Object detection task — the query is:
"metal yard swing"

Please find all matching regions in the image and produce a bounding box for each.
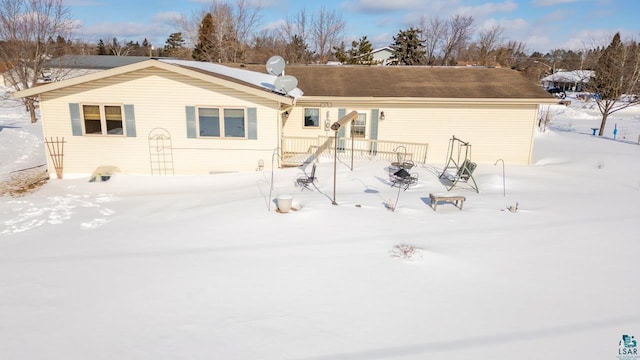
[439,135,479,193]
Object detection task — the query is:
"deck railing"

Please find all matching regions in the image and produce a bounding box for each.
[281,135,428,166]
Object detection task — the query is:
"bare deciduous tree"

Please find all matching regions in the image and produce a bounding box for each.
[442,15,474,65]
[106,37,132,56]
[494,40,527,68]
[310,6,345,63]
[587,33,640,136]
[0,0,75,122]
[417,15,445,65]
[178,0,262,63]
[246,29,286,63]
[477,25,503,66]
[280,9,309,45]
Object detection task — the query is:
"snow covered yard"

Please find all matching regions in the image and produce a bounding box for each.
[1,88,639,359]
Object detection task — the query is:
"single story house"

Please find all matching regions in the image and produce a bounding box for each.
[541,70,594,92]
[14,59,557,177]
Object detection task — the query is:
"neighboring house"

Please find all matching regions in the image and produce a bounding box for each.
[541,70,594,92]
[370,47,394,65]
[14,59,556,177]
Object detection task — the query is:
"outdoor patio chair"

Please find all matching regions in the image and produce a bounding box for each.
[296,163,317,190]
[388,168,418,190]
[444,159,478,192]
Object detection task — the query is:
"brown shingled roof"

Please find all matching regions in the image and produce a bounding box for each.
[234,64,553,99]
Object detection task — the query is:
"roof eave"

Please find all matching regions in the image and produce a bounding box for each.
[13,59,295,105]
[297,96,560,105]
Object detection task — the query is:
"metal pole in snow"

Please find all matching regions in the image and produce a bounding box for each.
[494,159,505,197]
[332,131,338,205]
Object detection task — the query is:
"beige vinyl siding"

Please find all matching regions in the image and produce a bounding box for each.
[282,106,335,137]
[375,104,538,165]
[286,101,538,165]
[39,67,280,175]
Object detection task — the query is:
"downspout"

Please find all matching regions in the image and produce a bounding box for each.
[528,103,540,165]
[279,100,295,168]
[277,101,282,168]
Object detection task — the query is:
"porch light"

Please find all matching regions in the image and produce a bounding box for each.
[380,111,385,120]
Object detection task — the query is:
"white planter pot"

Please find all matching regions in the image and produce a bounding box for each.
[276,195,293,213]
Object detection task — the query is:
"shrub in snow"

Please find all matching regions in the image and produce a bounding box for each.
[391,244,422,259]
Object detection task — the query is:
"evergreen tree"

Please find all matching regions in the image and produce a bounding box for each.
[96,39,106,55]
[142,38,152,56]
[332,36,374,65]
[163,32,186,58]
[354,36,373,65]
[285,34,311,64]
[192,13,215,61]
[390,28,426,65]
[332,41,348,63]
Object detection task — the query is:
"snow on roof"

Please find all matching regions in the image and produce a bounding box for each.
[541,70,594,83]
[371,46,393,53]
[159,59,303,99]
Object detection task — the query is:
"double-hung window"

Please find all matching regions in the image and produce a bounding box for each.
[82,104,124,135]
[304,108,320,128]
[198,107,246,138]
[351,112,366,138]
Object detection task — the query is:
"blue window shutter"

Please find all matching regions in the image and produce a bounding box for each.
[124,104,136,137]
[185,106,196,138]
[370,109,379,155]
[69,103,82,136]
[247,107,257,140]
[337,108,346,138]
[370,109,379,140]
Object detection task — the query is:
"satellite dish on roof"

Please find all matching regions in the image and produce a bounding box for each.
[274,75,298,94]
[266,55,286,76]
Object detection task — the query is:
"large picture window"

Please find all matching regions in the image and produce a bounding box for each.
[82,104,124,135]
[304,108,320,127]
[198,107,246,138]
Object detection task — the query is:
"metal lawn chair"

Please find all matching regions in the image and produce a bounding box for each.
[296,163,317,190]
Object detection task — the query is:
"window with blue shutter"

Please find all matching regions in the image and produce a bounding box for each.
[247,107,257,140]
[370,109,379,154]
[69,103,82,136]
[124,104,136,137]
[185,106,196,138]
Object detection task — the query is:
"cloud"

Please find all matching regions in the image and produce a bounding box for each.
[64,0,104,5]
[457,1,518,18]
[188,0,277,7]
[261,19,286,31]
[152,11,181,23]
[560,28,617,50]
[532,0,579,6]
[341,0,442,14]
[537,9,569,23]
[78,21,174,45]
[499,17,530,32]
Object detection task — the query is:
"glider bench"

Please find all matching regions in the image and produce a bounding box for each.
[429,193,466,211]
